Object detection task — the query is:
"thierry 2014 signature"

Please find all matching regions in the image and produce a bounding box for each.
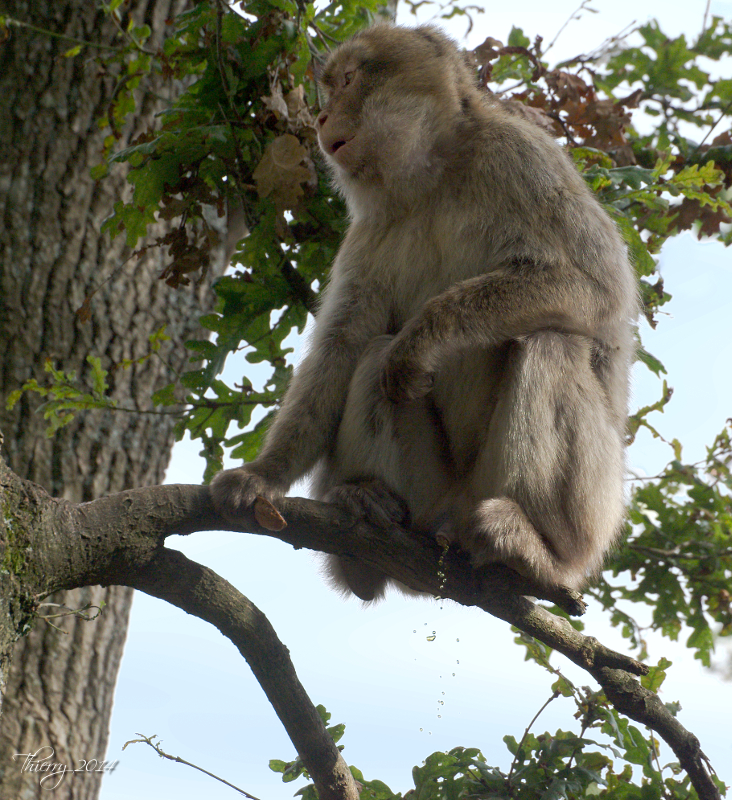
[13,746,119,790]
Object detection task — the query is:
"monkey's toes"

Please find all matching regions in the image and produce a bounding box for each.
[325,479,410,530]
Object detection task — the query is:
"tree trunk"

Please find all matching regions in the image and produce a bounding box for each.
[0,2,222,798]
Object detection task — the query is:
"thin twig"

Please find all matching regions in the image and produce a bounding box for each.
[556,20,638,70]
[2,15,119,52]
[691,96,732,154]
[309,20,340,47]
[507,691,561,784]
[124,734,261,800]
[701,0,712,36]
[543,0,593,57]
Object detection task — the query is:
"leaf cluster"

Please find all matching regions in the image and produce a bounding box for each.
[5,356,116,435]
[592,421,732,666]
[93,0,386,479]
[272,664,727,799]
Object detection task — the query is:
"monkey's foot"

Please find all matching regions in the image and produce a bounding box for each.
[324,479,410,530]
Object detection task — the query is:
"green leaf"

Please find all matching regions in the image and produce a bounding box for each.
[87,356,109,398]
[90,162,109,180]
[152,383,177,407]
[641,657,671,692]
[507,26,530,48]
[610,210,657,277]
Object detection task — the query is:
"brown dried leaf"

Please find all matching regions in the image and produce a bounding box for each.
[586,100,631,144]
[699,207,731,237]
[473,36,503,66]
[672,196,732,238]
[565,97,635,163]
[284,85,314,128]
[159,196,190,221]
[621,88,643,110]
[263,85,289,120]
[546,70,590,103]
[252,134,313,210]
[76,295,92,323]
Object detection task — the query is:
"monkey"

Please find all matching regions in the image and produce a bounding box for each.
[211,24,638,602]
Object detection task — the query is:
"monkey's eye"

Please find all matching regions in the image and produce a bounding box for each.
[343,70,354,87]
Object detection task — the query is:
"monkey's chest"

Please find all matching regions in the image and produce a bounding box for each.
[374,230,487,322]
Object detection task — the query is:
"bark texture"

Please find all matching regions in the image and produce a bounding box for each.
[0,2,222,798]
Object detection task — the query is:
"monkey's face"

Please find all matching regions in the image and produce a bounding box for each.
[316,25,467,193]
[316,51,372,176]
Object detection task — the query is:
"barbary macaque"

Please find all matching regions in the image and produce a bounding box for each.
[211,24,637,602]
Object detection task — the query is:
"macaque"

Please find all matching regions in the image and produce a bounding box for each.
[211,24,637,602]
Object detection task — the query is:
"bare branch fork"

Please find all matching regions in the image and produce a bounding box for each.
[0,463,720,800]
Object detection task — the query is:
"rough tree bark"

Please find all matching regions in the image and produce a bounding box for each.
[0,2,225,798]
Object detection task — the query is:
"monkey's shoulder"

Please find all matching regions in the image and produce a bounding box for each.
[460,101,591,203]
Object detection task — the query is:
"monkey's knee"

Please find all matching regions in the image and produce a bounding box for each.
[324,554,389,602]
[333,339,403,481]
[351,334,394,377]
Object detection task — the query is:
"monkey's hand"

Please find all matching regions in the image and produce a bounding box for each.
[210,466,287,524]
[380,337,434,403]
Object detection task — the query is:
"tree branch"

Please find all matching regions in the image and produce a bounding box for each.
[0,467,357,800]
[1,466,721,800]
[116,548,358,800]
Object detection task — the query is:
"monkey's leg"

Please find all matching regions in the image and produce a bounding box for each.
[458,496,562,586]
[317,335,454,601]
[459,331,625,590]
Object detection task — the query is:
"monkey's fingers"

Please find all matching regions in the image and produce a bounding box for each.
[210,467,284,521]
[254,496,287,531]
[380,360,435,403]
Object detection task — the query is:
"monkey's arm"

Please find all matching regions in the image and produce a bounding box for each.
[381,266,612,403]
[212,271,389,519]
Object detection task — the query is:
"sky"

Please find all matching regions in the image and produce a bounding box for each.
[99,2,732,798]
